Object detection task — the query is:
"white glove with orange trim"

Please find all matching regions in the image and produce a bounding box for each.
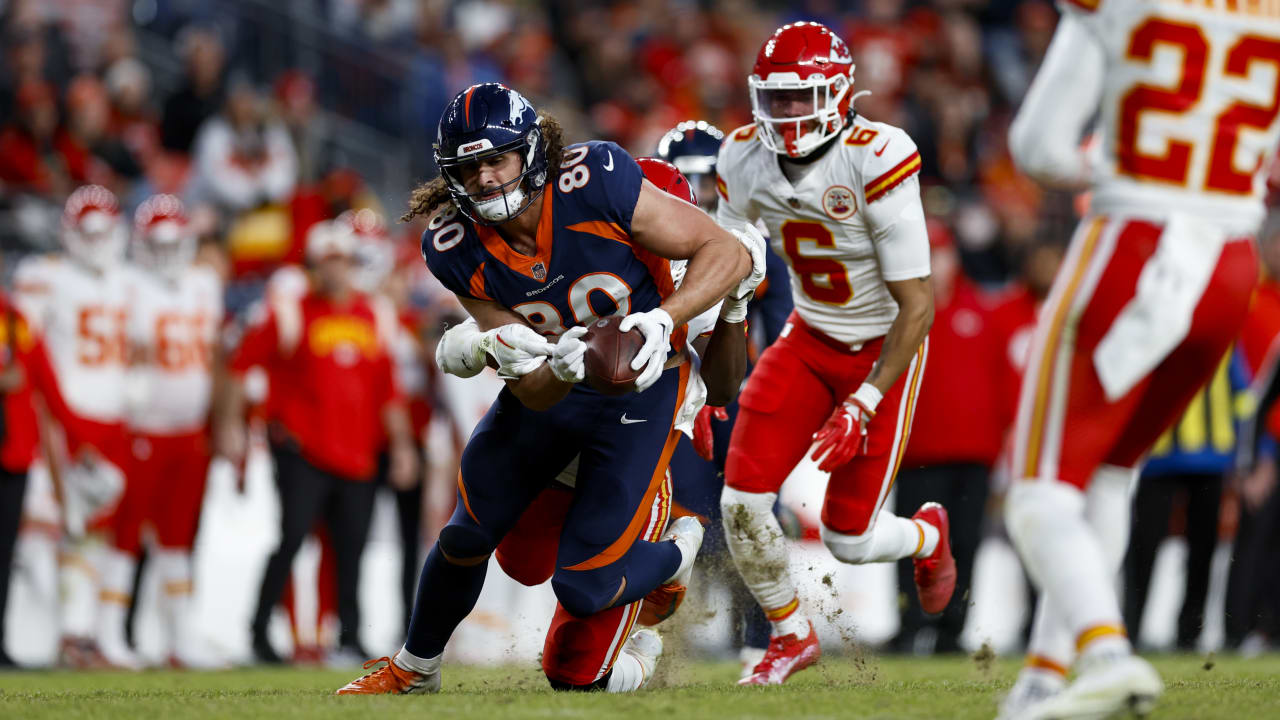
[810,383,883,473]
[481,323,554,380]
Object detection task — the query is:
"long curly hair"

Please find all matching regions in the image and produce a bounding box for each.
[402,114,568,222]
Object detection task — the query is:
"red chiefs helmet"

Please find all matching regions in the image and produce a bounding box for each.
[637,157,696,206]
[62,185,127,271]
[750,22,857,158]
[133,194,196,278]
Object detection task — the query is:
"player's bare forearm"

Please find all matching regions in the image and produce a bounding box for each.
[630,181,751,326]
[507,364,572,411]
[865,276,933,395]
[665,233,750,327]
[699,319,748,407]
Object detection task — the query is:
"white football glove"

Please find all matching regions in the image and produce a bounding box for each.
[550,325,588,383]
[435,318,488,378]
[721,223,768,324]
[482,323,554,380]
[619,307,674,392]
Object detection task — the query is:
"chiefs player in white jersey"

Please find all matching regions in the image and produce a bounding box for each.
[714,21,955,686]
[93,195,224,669]
[1000,1,1280,717]
[12,185,136,667]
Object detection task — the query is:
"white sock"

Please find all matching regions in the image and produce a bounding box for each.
[605,652,647,693]
[96,548,136,649]
[395,646,441,675]
[153,548,194,656]
[58,539,103,638]
[1006,480,1131,658]
[1024,595,1074,676]
[720,487,808,637]
[820,510,937,564]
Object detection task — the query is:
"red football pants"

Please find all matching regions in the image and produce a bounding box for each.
[725,312,927,535]
[1010,216,1258,488]
[69,417,132,536]
[114,430,211,554]
[495,474,673,686]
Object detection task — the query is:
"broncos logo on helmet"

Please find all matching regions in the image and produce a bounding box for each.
[434,83,550,226]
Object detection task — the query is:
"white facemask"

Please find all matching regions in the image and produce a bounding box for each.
[474,184,526,223]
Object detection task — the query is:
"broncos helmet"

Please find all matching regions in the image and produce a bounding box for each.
[435,83,549,226]
[655,120,724,212]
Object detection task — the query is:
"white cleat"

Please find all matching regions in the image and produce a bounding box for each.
[1011,655,1163,720]
[663,516,705,588]
[97,639,144,670]
[639,516,705,626]
[621,629,664,690]
[997,669,1067,720]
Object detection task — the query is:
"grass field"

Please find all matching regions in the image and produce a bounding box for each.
[2,652,1277,719]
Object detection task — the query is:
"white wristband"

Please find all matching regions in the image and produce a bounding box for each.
[849,383,883,414]
[719,295,749,324]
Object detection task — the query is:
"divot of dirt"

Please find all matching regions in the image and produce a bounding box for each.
[971,641,996,675]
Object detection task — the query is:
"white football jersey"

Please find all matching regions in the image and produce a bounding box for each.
[1015,0,1280,234]
[13,255,136,423]
[716,119,930,348]
[126,266,223,434]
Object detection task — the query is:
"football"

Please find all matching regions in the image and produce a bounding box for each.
[582,315,645,395]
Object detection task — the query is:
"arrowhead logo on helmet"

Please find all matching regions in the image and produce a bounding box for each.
[748,22,859,159]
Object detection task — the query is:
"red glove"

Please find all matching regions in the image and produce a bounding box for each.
[810,384,882,473]
[693,406,729,461]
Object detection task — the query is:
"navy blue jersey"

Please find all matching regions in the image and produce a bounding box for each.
[423,141,684,347]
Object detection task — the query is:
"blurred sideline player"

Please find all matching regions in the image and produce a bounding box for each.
[91,196,223,669]
[13,186,135,668]
[279,210,432,662]
[433,157,766,691]
[222,218,418,664]
[656,120,792,671]
[716,22,955,686]
[336,83,754,694]
[999,1,1280,717]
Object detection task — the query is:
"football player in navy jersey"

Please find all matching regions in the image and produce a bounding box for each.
[337,84,757,695]
[423,157,766,693]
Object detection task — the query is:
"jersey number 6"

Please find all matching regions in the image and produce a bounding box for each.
[780,220,854,306]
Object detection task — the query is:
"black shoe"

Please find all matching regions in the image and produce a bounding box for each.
[252,634,285,665]
[0,646,19,670]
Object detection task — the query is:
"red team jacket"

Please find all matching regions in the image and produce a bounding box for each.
[903,279,1022,468]
[0,295,76,473]
[232,291,400,481]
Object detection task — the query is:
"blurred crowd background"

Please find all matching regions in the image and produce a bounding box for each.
[2,0,1279,669]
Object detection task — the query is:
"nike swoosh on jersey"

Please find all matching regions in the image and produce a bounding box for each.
[603,152,615,171]
[620,413,646,424]
[874,140,891,157]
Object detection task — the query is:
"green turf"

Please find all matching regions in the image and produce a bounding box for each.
[1,653,1276,719]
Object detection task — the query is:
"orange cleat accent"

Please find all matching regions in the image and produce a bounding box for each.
[638,582,687,626]
[738,621,821,686]
[335,653,439,695]
[912,502,956,615]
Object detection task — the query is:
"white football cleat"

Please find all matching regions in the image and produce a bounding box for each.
[620,629,663,690]
[639,516,705,626]
[1013,654,1163,720]
[664,515,705,586]
[997,668,1066,720]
